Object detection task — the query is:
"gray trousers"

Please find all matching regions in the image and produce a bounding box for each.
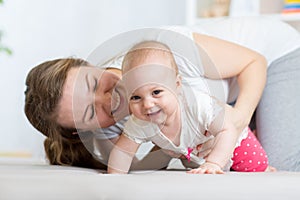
[256,47,300,171]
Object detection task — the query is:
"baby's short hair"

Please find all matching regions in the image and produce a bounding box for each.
[122,41,178,74]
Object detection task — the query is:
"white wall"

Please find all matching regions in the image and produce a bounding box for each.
[0,0,185,160]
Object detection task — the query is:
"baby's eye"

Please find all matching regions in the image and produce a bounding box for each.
[152,90,162,95]
[130,95,141,101]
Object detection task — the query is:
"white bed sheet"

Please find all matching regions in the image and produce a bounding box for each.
[0,159,300,200]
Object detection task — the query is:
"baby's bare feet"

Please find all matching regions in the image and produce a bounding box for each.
[265,166,277,172]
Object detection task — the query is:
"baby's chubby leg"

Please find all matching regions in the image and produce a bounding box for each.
[231,128,269,172]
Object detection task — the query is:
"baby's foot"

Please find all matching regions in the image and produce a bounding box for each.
[265,166,277,172]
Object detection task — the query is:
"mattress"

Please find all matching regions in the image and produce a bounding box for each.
[0,159,300,200]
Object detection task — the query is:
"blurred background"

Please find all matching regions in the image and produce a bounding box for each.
[0,0,298,162]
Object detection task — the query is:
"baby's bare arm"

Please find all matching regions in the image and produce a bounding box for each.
[189,105,240,174]
[107,134,140,174]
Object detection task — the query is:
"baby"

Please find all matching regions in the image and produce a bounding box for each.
[108,41,274,174]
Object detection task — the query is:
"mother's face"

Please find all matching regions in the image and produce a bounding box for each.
[57,66,127,130]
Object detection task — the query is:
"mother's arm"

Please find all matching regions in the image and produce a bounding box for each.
[193,33,267,133]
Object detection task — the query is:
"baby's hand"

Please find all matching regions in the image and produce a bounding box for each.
[187,162,224,174]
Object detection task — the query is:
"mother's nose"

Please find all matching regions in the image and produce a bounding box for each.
[94,91,111,107]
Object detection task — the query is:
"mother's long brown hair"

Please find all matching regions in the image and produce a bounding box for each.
[24,58,105,169]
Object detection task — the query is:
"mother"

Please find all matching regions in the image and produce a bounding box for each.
[25,17,300,171]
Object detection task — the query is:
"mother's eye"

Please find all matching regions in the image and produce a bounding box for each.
[93,77,98,92]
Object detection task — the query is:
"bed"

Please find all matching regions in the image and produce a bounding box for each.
[1,158,300,200]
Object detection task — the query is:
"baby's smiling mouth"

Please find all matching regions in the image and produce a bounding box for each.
[146,107,161,117]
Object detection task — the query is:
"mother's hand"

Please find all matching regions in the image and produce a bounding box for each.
[195,104,253,159]
[226,104,252,135]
